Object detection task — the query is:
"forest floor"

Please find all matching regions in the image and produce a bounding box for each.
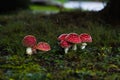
[0,10,120,80]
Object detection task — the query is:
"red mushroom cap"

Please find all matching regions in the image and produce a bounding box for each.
[60,40,71,48]
[36,42,51,51]
[65,33,81,44]
[79,33,92,42]
[22,35,37,47]
[57,34,68,41]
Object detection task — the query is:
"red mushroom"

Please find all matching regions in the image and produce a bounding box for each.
[65,33,81,51]
[22,35,37,55]
[22,35,37,47]
[57,33,68,41]
[79,33,92,49]
[60,40,71,54]
[36,42,51,52]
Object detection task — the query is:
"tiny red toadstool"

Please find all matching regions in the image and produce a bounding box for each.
[79,33,92,49]
[65,33,81,51]
[36,42,51,52]
[22,35,37,47]
[57,33,68,41]
[60,40,71,54]
[22,35,37,55]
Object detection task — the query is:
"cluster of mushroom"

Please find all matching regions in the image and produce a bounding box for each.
[57,33,92,54]
[22,35,51,55]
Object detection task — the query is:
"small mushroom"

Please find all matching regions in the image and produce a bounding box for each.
[57,33,68,41]
[79,33,92,49]
[60,40,71,54]
[65,33,81,51]
[22,35,37,55]
[36,42,51,52]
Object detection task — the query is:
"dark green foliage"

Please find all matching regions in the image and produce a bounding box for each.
[0,0,30,13]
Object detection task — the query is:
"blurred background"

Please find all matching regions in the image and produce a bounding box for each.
[0,0,107,14]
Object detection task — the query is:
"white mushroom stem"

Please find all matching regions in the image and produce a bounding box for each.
[72,44,77,51]
[81,43,87,49]
[26,47,33,55]
[64,47,69,54]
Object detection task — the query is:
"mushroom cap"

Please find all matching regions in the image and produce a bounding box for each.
[57,34,68,41]
[22,35,37,47]
[65,33,81,44]
[60,40,71,48]
[36,42,51,51]
[80,33,92,42]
